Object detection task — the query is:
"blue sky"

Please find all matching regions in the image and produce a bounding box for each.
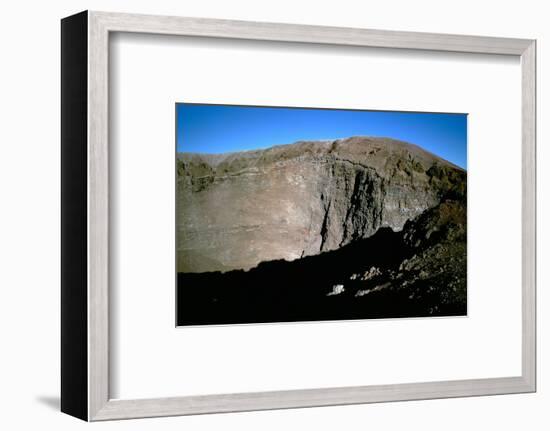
[176,103,467,169]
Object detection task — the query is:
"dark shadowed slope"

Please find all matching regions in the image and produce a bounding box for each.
[177,195,467,325]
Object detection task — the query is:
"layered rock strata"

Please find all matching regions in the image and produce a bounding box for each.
[177,136,466,272]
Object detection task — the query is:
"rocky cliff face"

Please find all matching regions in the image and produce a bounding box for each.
[177,196,467,325]
[177,136,466,273]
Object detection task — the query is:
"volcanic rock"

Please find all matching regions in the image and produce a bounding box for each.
[177,136,466,272]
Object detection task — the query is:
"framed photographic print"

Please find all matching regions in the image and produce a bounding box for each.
[61,11,536,421]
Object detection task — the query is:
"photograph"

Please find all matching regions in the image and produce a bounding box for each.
[1,1,540,427]
[176,103,467,325]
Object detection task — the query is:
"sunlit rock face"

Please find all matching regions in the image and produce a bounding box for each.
[177,136,466,272]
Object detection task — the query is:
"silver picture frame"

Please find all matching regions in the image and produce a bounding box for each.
[61,10,536,421]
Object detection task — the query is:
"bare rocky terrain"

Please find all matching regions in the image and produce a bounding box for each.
[176,136,466,324]
[177,136,465,273]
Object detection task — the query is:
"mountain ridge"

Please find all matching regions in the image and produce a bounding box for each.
[177,136,466,272]
[177,136,465,172]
